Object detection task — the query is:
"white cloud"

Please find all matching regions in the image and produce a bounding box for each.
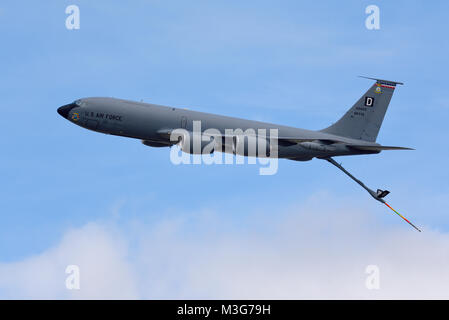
[0,194,448,299]
[0,223,138,299]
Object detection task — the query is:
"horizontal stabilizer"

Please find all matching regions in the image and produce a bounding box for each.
[348,145,414,151]
[358,76,404,86]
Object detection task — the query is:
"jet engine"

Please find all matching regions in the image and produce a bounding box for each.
[172,131,215,155]
[300,141,336,152]
[217,135,271,157]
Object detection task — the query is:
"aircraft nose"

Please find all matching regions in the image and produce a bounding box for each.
[57,103,77,119]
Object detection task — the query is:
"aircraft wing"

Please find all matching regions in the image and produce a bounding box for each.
[158,129,338,144]
[347,145,414,151]
[158,129,413,150]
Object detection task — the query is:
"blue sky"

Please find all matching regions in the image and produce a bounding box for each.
[0,1,448,298]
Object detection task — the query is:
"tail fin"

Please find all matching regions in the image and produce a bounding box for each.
[321,77,403,142]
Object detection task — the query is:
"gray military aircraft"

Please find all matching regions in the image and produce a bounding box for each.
[57,76,420,231]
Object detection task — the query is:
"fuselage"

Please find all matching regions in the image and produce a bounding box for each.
[57,97,378,160]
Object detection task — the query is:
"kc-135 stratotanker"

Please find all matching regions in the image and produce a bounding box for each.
[57,76,420,231]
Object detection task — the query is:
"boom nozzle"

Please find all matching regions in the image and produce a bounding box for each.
[376,189,390,199]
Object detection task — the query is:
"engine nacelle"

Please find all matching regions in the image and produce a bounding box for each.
[170,129,274,157]
[217,135,271,157]
[170,130,215,155]
[141,139,171,148]
[300,141,336,152]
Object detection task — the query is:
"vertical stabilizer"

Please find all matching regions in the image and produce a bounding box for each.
[321,77,403,142]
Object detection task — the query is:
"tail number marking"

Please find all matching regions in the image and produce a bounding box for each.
[364,96,375,107]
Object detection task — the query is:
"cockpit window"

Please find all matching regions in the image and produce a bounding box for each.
[74,99,83,106]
